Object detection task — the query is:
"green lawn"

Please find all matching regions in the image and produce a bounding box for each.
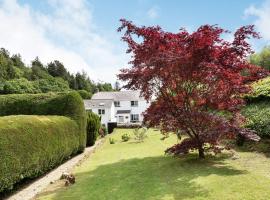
[36,129,270,200]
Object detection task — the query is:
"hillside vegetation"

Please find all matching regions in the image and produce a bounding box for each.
[0,48,115,98]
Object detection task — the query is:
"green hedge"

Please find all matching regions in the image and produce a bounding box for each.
[245,76,270,103]
[242,101,270,138]
[0,92,86,150]
[86,111,101,146]
[0,115,80,192]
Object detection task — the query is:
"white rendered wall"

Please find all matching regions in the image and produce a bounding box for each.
[115,100,150,123]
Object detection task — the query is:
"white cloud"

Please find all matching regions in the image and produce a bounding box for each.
[147,6,159,19]
[244,0,270,40]
[0,0,128,83]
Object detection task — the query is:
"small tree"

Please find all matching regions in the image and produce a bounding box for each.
[118,19,268,158]
[133,128,148,142]
[86,111,101,146]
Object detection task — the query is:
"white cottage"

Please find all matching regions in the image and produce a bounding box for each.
[84,91,150,127]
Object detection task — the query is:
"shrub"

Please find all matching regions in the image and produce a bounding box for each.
[0,78,40,94]
[77,90,92,99]
[245,76,270,103]
[242,101,270,138]
[0,92,86,151]
[0,115,80,193]
[34,78,70,93]
[133,127,148,142]
[121,133,130,142]
[0,78,70,94]
[86,111,101,146]
[109,138,116,144]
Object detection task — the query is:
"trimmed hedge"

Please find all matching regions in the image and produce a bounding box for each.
[0,115,80,192]
[0,92,86,150]
[86,111,101,146]
[242,101,270,138]
[0,92,86,193]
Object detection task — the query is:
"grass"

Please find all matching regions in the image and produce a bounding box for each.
[36,129,270,200]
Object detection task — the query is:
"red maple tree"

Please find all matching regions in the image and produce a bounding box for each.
[118,19,267,158]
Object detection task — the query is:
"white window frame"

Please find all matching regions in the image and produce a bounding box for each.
[131,101,138,107]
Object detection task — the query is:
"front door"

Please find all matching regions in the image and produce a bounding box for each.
[118,116,124,123]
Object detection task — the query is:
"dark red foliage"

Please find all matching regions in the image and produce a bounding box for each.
[117,19,268,158]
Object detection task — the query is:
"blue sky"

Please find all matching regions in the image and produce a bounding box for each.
[1,0,270,83]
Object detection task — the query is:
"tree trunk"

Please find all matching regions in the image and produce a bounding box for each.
[198,145,205,159]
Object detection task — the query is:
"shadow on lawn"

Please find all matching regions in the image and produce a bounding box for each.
[39,155,247,200]
[234,139,270,158]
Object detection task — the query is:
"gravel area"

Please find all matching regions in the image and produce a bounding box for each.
[5,139,105,200]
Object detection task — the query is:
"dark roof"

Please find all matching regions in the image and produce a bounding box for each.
[116,110,131,114]
[92,90,145,101]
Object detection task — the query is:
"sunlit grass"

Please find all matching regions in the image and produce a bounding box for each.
[36,128,270,200]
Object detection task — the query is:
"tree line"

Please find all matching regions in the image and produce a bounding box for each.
[0,48,118,98]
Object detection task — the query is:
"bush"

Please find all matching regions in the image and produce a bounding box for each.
[0,78,70,94]
[242,101,270,138]
[121,133,130,142]
[77,90,92,99]
[0,78,40,94]
[0,92,86,151]
[245,76,270,102]
[133,127,148,142]
[34,78,70,93]
[0,115,80,193]
[86,111,101,146]
[109,138,116,144]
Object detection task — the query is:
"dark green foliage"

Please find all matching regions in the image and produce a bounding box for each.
[236,134,246,146]
[0,78,70,94]
[31,57,51,80]
[107,122,117,134]
[121,133,130,142]
[96,82,114,92]
[242,101,270,138]
[241,77,270,140]
[0,78,40,94]
[74,72,93,92]
[0,47,115,95]
[86,111,101,146]
[47,60,69,80]
[109,138,116,144]
[0,92,86,150]
[77,90,92,99]
[35,78,70,93]
[0,115,80,193]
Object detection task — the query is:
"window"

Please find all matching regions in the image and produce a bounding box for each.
[131,101,138,107]
[114,101,120,107]
[98,109,105,115]
[131,114,139,122]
